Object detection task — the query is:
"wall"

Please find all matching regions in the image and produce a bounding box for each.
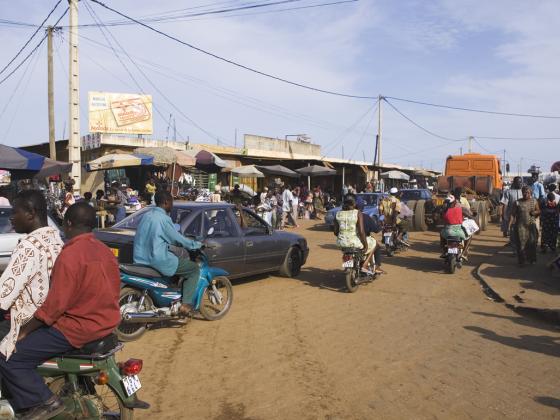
[244,134,321,158]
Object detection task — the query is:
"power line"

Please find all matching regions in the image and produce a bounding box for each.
[0,0,62,76]
[474,135,560,141]
[89,0,373,100]
[383,98,464,142]
[385,95,560,120]
[0,7,68,87]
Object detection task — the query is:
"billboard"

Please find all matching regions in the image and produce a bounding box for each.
[88,91,153,135]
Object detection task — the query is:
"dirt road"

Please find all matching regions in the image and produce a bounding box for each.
[123,221,560,419]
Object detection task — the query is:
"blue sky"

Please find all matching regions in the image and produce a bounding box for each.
[0,0,559,172]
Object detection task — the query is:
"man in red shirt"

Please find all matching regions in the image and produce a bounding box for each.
[0,202,121,419]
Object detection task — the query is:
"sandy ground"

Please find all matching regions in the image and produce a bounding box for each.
[121,221,560,420]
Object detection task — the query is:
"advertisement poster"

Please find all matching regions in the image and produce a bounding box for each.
[88,91,153,135]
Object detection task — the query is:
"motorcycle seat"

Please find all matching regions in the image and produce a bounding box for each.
[63,334,120,359]
[120,263,163,279]
[341,247,363,254]
[447,236,462,242]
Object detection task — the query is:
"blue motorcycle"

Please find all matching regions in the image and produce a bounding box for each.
[117,244,233,341]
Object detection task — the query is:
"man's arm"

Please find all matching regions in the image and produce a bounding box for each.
[161,217,201,250]
[0,240,37,311]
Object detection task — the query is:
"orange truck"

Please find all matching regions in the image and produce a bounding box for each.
[432,153,503,231]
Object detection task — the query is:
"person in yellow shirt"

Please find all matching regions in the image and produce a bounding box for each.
[145,178,157,205]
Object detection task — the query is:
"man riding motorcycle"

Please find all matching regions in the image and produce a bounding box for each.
[134,190,202,316]
[440,191,473,258]
[0,202,121,419]
[379,187,409,246]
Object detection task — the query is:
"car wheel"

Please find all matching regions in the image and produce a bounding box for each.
[279,247,302,278]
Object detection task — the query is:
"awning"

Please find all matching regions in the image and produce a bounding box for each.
[0,145,45,173]
[34,158,72,179]
[134,147,196,167]
[86,153,154,171]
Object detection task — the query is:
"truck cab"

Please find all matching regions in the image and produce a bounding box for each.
[444,153,503,191]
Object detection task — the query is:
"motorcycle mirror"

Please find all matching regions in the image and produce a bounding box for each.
[207,226,215,236]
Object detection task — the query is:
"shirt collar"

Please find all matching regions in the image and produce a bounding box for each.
[64,232,95,247]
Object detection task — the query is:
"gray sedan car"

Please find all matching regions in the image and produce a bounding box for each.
[94,202,309,279]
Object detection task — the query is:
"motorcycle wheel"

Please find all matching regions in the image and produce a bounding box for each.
[47,377,133,419]
[200,276,233,321]
[385,244,394,257]
[446,256,456,274]
[345,267,359,293]
[117,287,153,342]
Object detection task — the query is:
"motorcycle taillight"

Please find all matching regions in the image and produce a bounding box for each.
[448,242,459,248]
[342,254,353,262]
[120,359,143,376]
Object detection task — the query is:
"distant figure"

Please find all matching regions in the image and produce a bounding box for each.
[540,192,559,253]
[83,192,94,207]
[145,179,156,205]
[211,186,222,203]
[509,186,540,266]
[230,184,243,206]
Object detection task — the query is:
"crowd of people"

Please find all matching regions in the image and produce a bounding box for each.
[501,174,559,266]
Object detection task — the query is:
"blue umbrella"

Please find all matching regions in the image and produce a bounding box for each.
[0,144,45,172]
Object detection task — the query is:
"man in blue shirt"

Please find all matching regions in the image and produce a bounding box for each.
[529,172,545,201]
[134,190,202,315]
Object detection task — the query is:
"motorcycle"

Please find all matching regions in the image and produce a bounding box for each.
[444,236,465,274]
[117,237,233,341]
[382,223,409,257]
[341,247,376,293]
[0,334,148,419]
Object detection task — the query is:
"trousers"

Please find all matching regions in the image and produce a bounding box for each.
[176,258,200,306]
[0,327,73,411]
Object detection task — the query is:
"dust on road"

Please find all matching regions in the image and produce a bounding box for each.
[123,221,560,419]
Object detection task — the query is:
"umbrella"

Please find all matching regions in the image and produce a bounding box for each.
[296,165,336,176]
[221,184,255,197]
[187,149,227,172]
[0,144,45,172]
[231,165,264,178]
[86,153,154,171]
[34,158,72,179]
[413,169,435,177]
[134,147,178,165]
[380,170,410,181]
[255,164,299,178]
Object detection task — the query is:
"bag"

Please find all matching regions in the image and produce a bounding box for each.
[400,203,413,218]
[462,218,479,236]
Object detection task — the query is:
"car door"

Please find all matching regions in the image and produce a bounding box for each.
[239,208,283,273]
[201,207,245,278]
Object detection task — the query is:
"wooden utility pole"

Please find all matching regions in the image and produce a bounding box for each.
[68,0,81,192]
[377,95,383,167]
[47,26,56,160]
[468,136,473,153]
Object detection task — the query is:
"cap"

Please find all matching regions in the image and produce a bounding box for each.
[389,187,398,194]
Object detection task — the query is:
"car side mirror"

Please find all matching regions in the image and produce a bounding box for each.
[207,226,215,236]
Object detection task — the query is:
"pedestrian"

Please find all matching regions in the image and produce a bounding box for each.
[106,181,128,223]
[281,186,297,229]
[312,190,325,220]
[145,178,156,205]
[210,186,222,203]
[500,176,523,238]
[528,169,545,202]
[229,184,243,206]
[270,190,280,228]
[509,186,540,266]
[547,183,560,204]
[540,192,559,253]
[82,192,94,207]
[260,187,268,205]
[292,187,300,225]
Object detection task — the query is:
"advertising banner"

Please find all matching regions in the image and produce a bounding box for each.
[88,91,153,135]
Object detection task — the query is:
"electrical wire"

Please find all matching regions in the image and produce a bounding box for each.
[89,0,373,100]
[0,7,69,87]
[348,106,376,161]
[383,98,464,142]
[84,2,225,145]
[0,0,62,76]
[385,95,560,120]
[474,135,560,141]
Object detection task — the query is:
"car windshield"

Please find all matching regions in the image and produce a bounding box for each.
[356,194,381,206]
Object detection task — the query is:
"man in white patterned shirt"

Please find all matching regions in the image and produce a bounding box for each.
[0,190,63,359]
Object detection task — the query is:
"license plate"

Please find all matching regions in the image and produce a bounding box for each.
[122,375,141,397]
[111,248,119,257]
[448,248,459,254]
[342,260,354,268]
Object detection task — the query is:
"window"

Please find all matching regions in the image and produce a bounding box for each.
[204,209,237,238]
[240,210,268,236]
[0,208,12,233]
[113,209,147,230]
[173,208,192,225]
[184,213,202,238]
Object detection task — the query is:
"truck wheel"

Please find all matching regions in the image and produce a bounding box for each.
[414,200,427,231]
[406,200,417,231]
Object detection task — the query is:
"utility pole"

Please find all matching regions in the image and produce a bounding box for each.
[377,95,382,167]
[460,147,463,155]
[468,136,473,153]
[502,149,506,176]
[47,26,56,160]
[234,128,237,148]
[68,0,81,192]
[341,145,344,159]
